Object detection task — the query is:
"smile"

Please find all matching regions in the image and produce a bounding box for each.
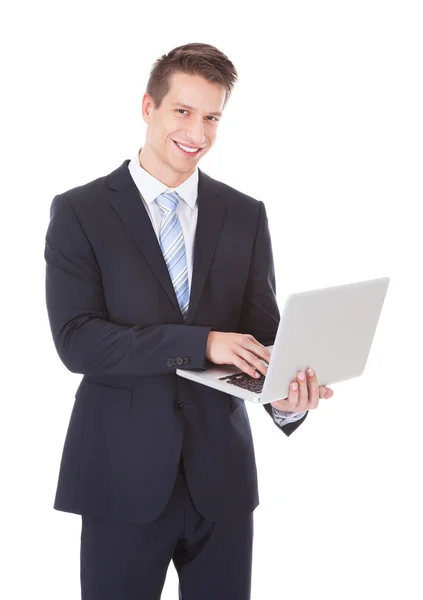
[173,140,203,156]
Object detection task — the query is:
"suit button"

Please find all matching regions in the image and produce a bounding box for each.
[174,401,183,410]
[183,357,189,364]
[176,357,183,366]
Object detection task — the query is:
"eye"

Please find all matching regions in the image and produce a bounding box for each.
[175,109,218,122]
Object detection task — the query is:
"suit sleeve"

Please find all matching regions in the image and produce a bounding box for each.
[44,193,211,376]
[237,200,308,436]
[263,404,308,435]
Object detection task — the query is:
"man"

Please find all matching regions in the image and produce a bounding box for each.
[45,42,334,600]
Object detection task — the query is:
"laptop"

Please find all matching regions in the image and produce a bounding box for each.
[176,276,390,405]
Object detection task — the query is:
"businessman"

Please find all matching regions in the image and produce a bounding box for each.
[45,42,334,600]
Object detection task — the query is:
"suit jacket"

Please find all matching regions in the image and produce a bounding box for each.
[44,159,308,524]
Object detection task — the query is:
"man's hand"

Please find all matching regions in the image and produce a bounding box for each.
[205,333,334,413]
[270,368,334,412]
[206,331,270,378]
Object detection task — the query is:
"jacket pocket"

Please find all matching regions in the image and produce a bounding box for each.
[76,379,133,410]
[210,259,245,273]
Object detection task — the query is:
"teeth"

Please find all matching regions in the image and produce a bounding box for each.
[176,142,199,153]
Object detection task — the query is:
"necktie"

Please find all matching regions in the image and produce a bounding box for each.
[155,191,190,319]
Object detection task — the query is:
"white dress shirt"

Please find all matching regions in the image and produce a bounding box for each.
[128,149,306,427]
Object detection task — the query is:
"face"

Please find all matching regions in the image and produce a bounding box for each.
[140,71,225,187]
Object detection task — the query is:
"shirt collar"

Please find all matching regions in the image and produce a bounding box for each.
[128,148,198,209]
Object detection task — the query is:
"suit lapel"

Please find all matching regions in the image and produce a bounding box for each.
[107,160,226,323]
[185,169,226,325]
[107,160,181,315]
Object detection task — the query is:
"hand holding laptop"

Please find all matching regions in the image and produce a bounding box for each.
[205,331,333,412]
[269,367,333,412]
[180,278,389,406]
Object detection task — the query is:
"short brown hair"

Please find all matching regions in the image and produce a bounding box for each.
[146,43,238,112]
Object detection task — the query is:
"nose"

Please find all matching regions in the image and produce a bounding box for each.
[186,120,206,146]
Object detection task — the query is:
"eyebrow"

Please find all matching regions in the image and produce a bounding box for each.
[171,102,223,118]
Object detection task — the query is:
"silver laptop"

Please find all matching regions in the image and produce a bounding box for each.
[176,277,390,404]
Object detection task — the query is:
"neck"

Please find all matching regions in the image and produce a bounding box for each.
[139,146,195,188]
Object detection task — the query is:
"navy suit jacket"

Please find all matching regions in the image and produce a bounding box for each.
[44,159,308,524]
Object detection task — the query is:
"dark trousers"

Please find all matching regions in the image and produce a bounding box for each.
[80,455,254,599]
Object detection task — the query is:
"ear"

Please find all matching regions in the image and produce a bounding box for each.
[141,93,154,124]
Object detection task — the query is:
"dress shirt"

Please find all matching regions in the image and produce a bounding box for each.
[128,149,306,426]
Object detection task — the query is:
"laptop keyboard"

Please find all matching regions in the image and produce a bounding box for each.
[219,372,266,393]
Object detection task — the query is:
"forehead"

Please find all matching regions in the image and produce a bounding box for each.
[165,72,225,115]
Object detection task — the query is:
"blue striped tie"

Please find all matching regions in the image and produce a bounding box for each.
[155,191,190,319]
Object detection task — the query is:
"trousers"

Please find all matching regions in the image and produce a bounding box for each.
[80,454,254,599]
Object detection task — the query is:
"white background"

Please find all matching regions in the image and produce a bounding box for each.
[2,1,422,598]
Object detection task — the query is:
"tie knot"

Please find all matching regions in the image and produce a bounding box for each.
[155,191,180,213]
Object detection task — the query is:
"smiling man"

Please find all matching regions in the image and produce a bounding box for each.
[140,71,220,186]
[45,42,333,600]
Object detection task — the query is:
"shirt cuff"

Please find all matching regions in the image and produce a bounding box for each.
[271,407,308,426]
